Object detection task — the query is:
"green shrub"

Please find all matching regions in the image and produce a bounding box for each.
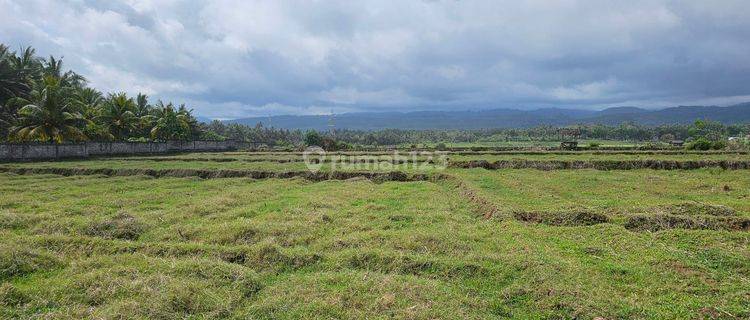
[303,130,323,147]
[686,137,712,150]
[712,140,727,150]
[727,139,750,150]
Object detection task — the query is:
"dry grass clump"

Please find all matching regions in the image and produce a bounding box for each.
[0,244,61,280]
[217,244,322,272]
[0,210,37,230]
[83,212,146,240]
[346,251,491,278]
[623,202,749,231]
[654,203,737,216]
[0,283,28,307]
[231,226,261,245]
[513,210,610,226]
[625,214,750,232]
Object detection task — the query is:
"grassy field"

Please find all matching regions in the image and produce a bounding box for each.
[1,152,749,319]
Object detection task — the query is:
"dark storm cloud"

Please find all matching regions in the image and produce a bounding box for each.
[1,0,749,118]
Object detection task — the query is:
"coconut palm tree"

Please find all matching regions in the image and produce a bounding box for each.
[99,93,139,140]
[73,87,114,141]
[131,93,155,138]
[0,102,16,140]
[134,93,151,117]
[10,76,87,143]
[42,56,86,88]
[177,103,201,139]
[149,101,191,141]
[9,46,42,82]
[0,45,31,105]
[75,87,103,109]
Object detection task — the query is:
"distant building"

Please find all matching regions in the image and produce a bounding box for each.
[669,140,684,147]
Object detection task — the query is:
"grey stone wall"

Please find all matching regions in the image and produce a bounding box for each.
[0,140,238,161]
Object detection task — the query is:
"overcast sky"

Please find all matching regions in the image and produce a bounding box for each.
[2,0,750,119]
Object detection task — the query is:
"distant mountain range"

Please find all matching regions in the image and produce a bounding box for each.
[222,102,750,130]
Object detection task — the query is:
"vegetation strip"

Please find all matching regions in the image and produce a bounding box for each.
[108,157,440,164]
[451,150,748,156]
[450,159,750,170]
[511,210,750,231]
[0,167,443,182]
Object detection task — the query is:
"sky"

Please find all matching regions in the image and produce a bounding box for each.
[2,0,750,119]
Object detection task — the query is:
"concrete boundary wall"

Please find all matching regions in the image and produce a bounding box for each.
[0,140,239,161]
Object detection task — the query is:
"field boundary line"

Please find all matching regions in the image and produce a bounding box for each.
[450,159,750,170]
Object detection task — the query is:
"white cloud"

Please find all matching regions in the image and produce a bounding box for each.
[84,60,207,96]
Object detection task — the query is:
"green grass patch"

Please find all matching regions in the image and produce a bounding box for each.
[0,155,748,318]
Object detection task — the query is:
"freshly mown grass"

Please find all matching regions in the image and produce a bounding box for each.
[0,170,749,319]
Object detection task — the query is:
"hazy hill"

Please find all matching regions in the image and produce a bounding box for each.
[223,103,750,130]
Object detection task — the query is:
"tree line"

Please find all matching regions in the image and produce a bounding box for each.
[202,120,749,150]
[0,44,210,143]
